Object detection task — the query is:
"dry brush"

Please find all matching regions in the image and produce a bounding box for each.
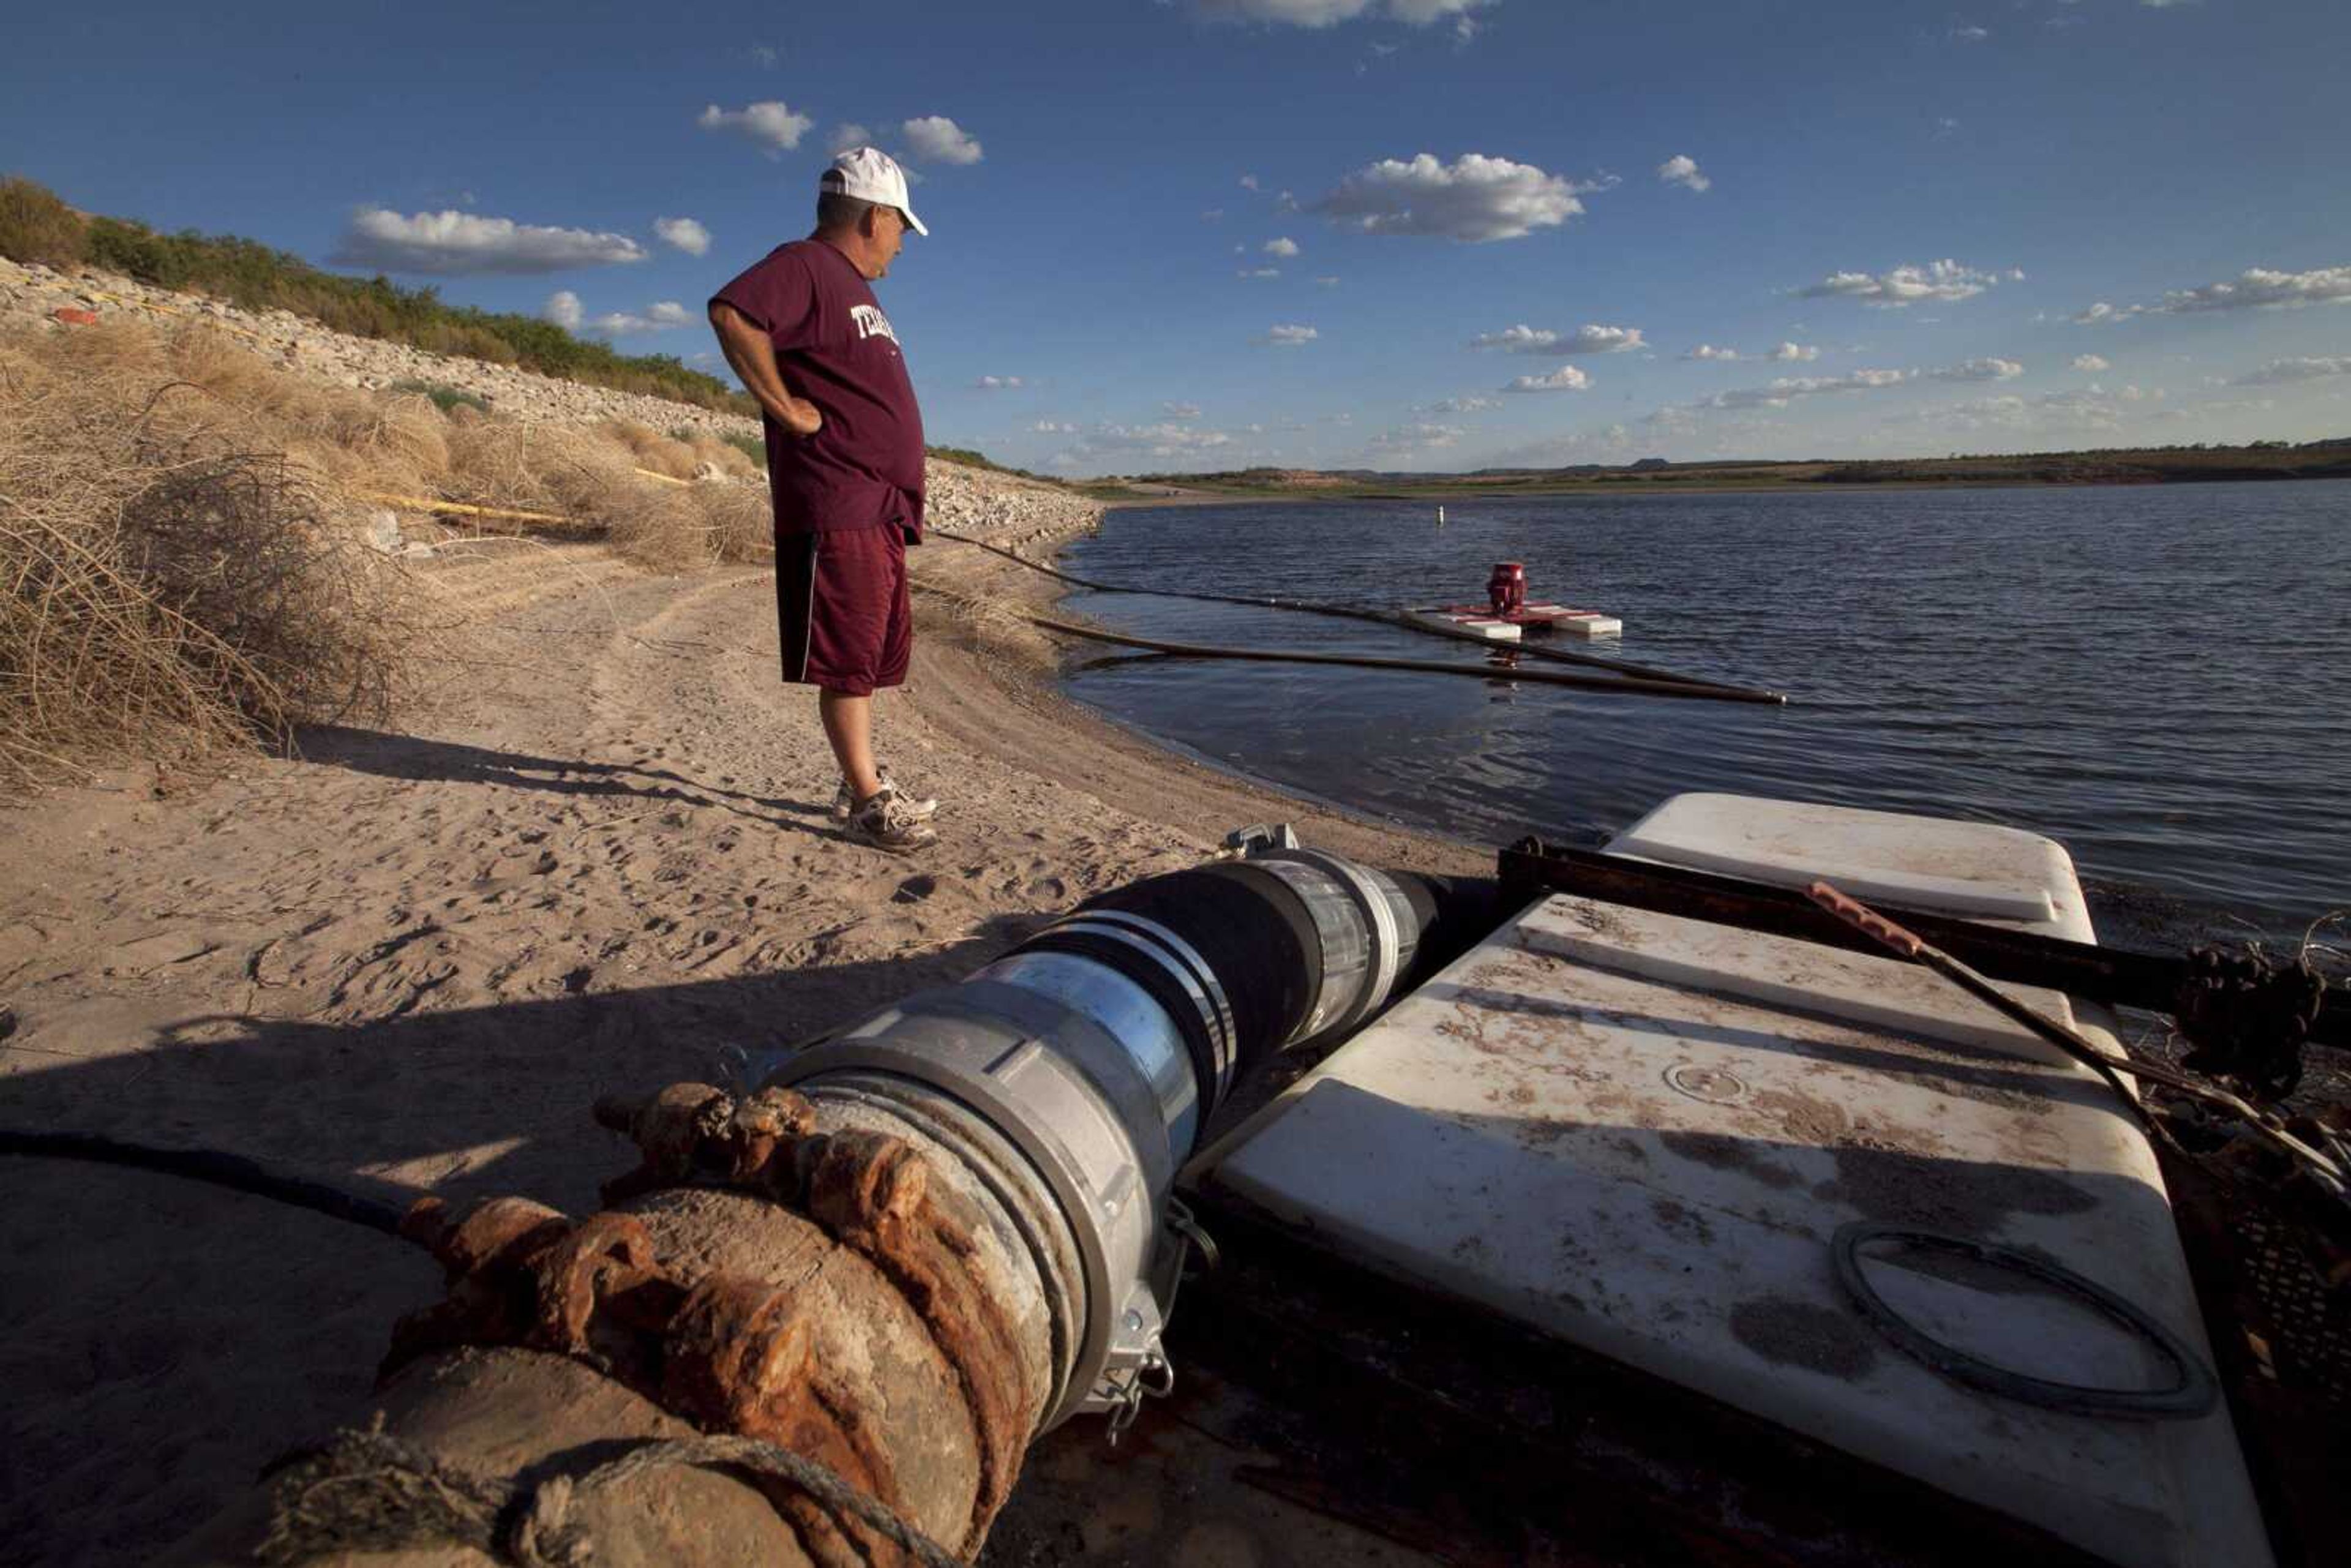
[0,321,775,791]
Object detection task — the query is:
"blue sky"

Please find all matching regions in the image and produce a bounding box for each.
[6,0,2348,474]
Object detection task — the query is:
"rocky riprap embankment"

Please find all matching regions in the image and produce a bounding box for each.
[0,257,1101,546]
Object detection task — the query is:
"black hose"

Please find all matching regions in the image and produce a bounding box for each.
[1022,613,1787,704]
[930,527,1787,702]
[0,1128,416,1239]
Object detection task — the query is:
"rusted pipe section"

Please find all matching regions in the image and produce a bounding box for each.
[177,1085,1056,1566]
[176,836,1492,1566]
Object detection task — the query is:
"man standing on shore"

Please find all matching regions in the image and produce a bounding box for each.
[707,147,939,853]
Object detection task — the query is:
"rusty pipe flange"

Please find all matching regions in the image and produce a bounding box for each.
[799,1071,1084,1424]
[765,991,1156,1430]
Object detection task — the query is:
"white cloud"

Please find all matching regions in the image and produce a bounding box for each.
[331,208,647,275]
[973,375,1026,389]
[1032,420,1079,434]
[698,101,815,155]
[1657,154,1711,193]
[1264,236,1301,257]
[1714,367,1913,408]
[1263,324,1320,345]
[1798,259,2004,306]
[828,123,875,156]
[544,290,583,330]
[1417,394,1502,413]
[1238,266,1282,279]
[1193,1,1497,28]
[1318,152,1600,242]
[586,301,693,336]
[1769,341,1820,362]
[653,216,711,257]
[2074,265,2351,324]
[901,114,983,165]
[1948,24,1990,42]
[1503,364,1593,392]
[1163,401,1204,419]
[1052,421,1239,465]
[1684,343,1740,362]
[1202,208,1225,222]
[1928,356,2024,382]
[1471,323,1644,355]
[1239,173,1261,191]
[749,44,779,67]
[1313,275,1341,287]
[1385,0,1492,23]
[1694,356,2019,412]
[2158,264,2351,313]
[1367,421,1466,453]
[2235,355,2351,386]
[1919,388,2150,435]
[2072,353,2110,372]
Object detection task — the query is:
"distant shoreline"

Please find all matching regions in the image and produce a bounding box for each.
[1101,471,2351,509]
[1087,446,2351,508]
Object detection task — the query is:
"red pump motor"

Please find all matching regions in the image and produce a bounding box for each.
[1487,561,1527,618]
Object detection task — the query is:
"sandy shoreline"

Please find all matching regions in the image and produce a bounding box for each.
[0,508,1470,1565]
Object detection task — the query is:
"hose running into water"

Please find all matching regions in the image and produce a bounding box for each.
[928,525,1787,703]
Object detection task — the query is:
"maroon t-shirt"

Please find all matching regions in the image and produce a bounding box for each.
[711,239,926,540]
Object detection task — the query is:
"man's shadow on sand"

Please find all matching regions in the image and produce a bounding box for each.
[291,724,834,835]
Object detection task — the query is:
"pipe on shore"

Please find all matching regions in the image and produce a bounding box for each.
[177,838,1493,1566]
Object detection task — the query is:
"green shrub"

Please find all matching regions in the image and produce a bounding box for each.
[718,429,768,470]
[0,176,89,268]
[926,445,1061,484]
[390,378,491,415]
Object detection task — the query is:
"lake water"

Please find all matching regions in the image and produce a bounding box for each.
[1057,481,2351,932]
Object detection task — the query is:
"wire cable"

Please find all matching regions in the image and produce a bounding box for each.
[0,1128,415,1239]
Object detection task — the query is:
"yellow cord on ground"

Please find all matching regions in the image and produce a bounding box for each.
[355,492,575,526]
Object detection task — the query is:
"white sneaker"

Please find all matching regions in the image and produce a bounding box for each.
[847,787,939,853]
[832,770,937,822]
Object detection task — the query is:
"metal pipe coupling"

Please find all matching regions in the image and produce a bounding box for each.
[753,829,1438,1433]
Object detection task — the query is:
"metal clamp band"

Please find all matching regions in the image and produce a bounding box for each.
[1062,909,1237,1102]
[1259,849,1403,1038]
[1036,917,1229,1117]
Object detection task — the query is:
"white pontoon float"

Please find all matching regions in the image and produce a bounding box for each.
[1190,792,2273,1568]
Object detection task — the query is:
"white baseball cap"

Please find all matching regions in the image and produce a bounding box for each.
[822,148,928,236]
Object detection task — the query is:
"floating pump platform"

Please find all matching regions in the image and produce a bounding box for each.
[1409,560,1623,640]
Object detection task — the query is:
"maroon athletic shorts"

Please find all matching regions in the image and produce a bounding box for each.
[776,525,911,696]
